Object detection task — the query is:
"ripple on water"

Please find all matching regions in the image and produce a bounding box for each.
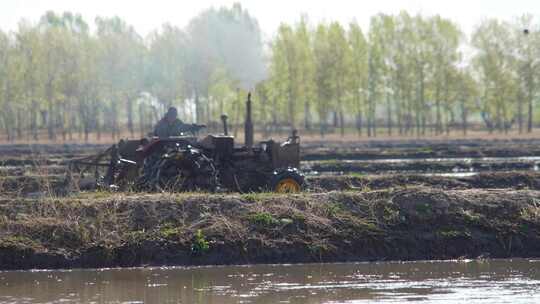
[0,259,540,303]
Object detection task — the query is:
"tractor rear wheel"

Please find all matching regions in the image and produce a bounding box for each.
[156,149,217,192]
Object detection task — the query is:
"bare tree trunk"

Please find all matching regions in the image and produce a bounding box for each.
[518,92,524,134]
[339,110,345,137]
[319,112,326,138]
[139,103,145,138]
[356,112,363,136]
[496,100,502,133]
[82,99,89,143]
[127,95,134,137]
[111,101,118,140]
[396,91,402,135]
[194,90,201,124]
[30,100,38,141]
[205,97,211,127]
[16,109,23,140]
[304,101,311,131]
[96,104,101,142]
[416,108,422,137]
[419,66,426,137]
[47,101,55,140]
[386,91,392,136]
[61,103,67,141]
[435,85,441,135]
[445,108,450,135]
[338,90,344,137]
[527,75,533,133]
[461,100,468,136]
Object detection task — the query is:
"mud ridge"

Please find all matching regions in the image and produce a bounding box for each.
[308,172,540,191]
[1,189,540,270]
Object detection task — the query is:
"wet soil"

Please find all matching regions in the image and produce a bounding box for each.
[0,143,106,157]
[3,138,540,161]
[0,175,68,196]
[1,189,540,270]
[306,159,538,174]
[301,139,540,160]
[308,172,540,191]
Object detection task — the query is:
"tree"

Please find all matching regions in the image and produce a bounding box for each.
[312,24,333,136]
[268,24,296,129]
[513,15,539,133]
[0,29,17,141]
[294,17,317,131]
[472,19,518,133]
[348,21,369,135]
[95,16,144,138]
[429,16,462,135]
[146,24,187,111]
[327,22,351,136]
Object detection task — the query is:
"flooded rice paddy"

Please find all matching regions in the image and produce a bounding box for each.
[1,259,539,303]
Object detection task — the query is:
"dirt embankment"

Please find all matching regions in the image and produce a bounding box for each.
[1,189,540,270]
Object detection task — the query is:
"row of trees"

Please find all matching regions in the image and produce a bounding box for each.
[0,4,539,142]
[0,4,265,141]
[267,13,540,137]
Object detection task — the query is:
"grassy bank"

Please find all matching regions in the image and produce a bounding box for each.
[1,188,540,270]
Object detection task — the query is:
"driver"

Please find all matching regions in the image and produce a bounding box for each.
[153,107,193,138]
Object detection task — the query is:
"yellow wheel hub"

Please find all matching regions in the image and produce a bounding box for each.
[275,178,301,193]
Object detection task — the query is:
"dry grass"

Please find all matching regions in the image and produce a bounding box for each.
[1,188,540,270]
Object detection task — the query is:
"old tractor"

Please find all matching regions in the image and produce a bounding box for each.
[68,93,304,193]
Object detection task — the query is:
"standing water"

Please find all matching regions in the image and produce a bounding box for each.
[1,259,539,303]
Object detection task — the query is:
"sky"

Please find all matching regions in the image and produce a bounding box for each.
[0,0,537,38]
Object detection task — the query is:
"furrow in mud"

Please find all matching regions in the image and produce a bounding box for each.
[3,139,540,162]
[307,172,540,191]
[304,159,539,174]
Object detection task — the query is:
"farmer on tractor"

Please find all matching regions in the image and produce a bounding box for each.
[154,107,203,138]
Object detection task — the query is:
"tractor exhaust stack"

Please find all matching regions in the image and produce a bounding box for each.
[245,92,254,149]
[220,114,229,136]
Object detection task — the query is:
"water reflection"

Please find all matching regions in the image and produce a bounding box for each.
[0,259,539,303]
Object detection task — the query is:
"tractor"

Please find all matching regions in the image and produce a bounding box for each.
[68,93,304,193]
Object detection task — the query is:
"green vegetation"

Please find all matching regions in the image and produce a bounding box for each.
[191,229,210,255]
[249,212,279,227]
[437,228,472,239]
[323,202,344,217]
[160,224,182,239]
[0,5,538,142]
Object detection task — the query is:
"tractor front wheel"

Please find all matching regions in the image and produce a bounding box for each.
[270,169,304,193]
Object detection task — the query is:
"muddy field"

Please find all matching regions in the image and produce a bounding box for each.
[2,138,540,195]
[1,139,540,195]
[2,139,540,269]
